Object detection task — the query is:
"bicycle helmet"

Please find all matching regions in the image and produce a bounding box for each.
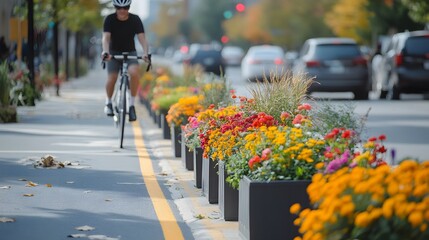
[113,0,131,7]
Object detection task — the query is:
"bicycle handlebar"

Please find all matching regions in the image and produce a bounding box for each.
[102,52,152,72]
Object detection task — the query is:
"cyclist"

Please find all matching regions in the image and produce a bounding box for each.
[101,0,149,121]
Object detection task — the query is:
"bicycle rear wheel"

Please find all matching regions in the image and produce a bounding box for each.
[118,76,128,148]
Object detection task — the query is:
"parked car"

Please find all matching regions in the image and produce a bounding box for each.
[221,46,244,66]
[183,44,225,76]
[241,45,287,82]
[293,37,370,100]
[373,30,429,100]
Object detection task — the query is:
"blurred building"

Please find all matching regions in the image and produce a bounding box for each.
[0,0,23,46]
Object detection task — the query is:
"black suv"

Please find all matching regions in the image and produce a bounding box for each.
[375,30,429,100]
[183,44,225,76]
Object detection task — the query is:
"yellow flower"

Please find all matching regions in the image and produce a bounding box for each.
[290,203,301,214]
[408,211,424,227]
[355,212,371,227]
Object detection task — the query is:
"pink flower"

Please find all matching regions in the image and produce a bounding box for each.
[297,103,312,111]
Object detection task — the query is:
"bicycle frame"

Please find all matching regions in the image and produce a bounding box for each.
[104,52,146,148]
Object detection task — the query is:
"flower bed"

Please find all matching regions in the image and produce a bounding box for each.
[291,160,429,240]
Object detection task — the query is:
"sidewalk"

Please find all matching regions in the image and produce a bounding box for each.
[1,68,240,240]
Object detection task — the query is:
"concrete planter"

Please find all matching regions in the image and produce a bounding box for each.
[170,124,181,158]
[193,147,203,188]
[218,161,238,221]
[238,176,310,240]
[161,113,171,140]
[202,157,218,204]
[181,132,193,170]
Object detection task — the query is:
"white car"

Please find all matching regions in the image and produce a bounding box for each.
[221,46,244,66]
[241,45,287,82]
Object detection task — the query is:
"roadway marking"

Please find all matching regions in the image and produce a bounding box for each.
[132,122,185,240]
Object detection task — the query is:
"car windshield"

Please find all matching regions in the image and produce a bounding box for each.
[314,44,361,60]
[251,50,283,58]
[404,37,429,55]
[195,50,220,58]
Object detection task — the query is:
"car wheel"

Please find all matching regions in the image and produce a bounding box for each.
[354,90,369,100]
[373,89,388,99]
[387,84,400,100]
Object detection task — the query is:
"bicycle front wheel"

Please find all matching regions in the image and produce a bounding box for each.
[118,76,128,148]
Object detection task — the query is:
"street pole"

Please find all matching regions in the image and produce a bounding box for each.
[27,0,35,105]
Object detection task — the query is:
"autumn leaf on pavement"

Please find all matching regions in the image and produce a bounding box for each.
[45,184,53,188]
[75,225,95,231]
[0,217,15,223]
[67,233,87,238]
[23,194,34,197]
[26,181,38,187]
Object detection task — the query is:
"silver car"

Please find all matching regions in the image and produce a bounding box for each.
[293,38,370,100]
[241,45,287,82]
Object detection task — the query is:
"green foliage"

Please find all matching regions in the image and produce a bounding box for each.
[310,101,369,138]
[193,0,233,40]
[366,0,424,35]
[401,0,429,23]
[199,75,233,109]
[0,62,9,107]
[153,91,190,113]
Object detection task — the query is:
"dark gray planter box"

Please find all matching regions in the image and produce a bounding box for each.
[239,176,310,240]
[181,132,194,170]
[161,113,171,139]
[218,161,238,221]
[157,113,162,128]
[170,124,181,158]
[193,147,203,188]
[202,157,218,204]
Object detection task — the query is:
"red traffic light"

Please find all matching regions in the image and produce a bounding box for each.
[235,3,245,12]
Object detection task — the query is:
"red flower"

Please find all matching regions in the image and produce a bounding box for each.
[261,148,272,160]
[368,137,377,142]
[324,151,334,159]
[297,103,312,111]
[280,112,290,121]
[292,114,304,125]
[378,134,386,141]
[341,130,352,139]
[248,155,262,170]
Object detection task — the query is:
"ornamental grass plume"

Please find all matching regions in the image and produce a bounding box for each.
[245,71,313,121]
[292,160,429,240]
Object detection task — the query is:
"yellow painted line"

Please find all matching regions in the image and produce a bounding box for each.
[132,121,185,240]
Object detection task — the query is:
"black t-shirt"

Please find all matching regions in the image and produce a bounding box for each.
[103,13,145,52]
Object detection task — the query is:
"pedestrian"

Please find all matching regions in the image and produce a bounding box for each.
[101,0,150,121]
[0,36,9,62]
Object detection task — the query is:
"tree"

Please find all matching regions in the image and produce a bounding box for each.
[192,0,233,43]
[325,0,371,44]
[366,0,424,36]
[401,0,429,24]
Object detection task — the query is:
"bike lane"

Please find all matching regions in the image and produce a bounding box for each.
[0,68,193,239]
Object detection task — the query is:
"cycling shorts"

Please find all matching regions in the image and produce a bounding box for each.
[107,51,139,74]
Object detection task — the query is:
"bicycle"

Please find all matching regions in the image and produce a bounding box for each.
[102,52,152,148]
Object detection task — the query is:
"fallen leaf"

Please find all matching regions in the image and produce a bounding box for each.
[0,217,15,223]
[23,194,34,197]
[194,214,205,220]
[26,181,38,187]
[75,225,95,231]
[87,235,119,240]
[18,178,27,181]
[0,186,11,189]
[67,234,87,238]
[105,199,112,202]
[45,184,53,188]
